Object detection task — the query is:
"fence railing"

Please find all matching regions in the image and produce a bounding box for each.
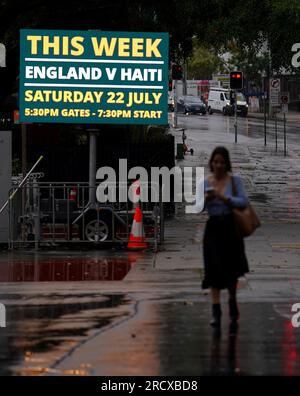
[8,181,164,251]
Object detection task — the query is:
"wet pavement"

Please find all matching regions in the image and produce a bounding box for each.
[0,256,136,282]
[1,113,300,376]
[1,293,129,376]
[0,250,145,375]
[2,282,300,376]
[51,301,300,376]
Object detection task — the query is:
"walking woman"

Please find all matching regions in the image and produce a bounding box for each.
[202,146,249,327]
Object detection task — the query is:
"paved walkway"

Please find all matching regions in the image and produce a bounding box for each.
[1,120,300,375]
[48,123,300,375]
[248,110,300,124]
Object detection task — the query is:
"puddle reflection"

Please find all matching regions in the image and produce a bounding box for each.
[0,257,135,282]
[0,294,128,375]
[209,323,241,376]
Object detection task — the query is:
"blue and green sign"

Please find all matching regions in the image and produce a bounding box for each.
[19,29,169,124]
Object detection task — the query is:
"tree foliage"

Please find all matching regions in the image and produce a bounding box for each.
[187,45,224,80]
[1,0,300,95]
[197,0,300,73]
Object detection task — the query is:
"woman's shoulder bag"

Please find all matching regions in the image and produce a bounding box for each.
[231,176,261,238]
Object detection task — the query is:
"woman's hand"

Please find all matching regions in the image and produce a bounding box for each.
[205,188,230,205]
[205,190,216,202]
[214,191,229,204]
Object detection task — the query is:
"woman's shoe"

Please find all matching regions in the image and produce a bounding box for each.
[210,303,222,327]
[229,299,239,322]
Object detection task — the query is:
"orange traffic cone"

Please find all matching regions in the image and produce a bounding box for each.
[130,179,140,209]
[127,206,148,250]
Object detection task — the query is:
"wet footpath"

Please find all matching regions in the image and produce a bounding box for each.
[1,122,300,376]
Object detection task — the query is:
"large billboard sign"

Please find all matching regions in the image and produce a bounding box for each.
[19,30,168,125]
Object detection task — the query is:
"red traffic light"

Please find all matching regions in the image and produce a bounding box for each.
[230,71,243,89]
[172,64,183,80]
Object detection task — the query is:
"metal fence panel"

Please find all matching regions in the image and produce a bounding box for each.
[8,181,164,251]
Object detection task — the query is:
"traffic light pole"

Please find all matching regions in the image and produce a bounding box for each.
[234,90,238,143]
[182,61,187,95]
[274,111,278,152]
[173,79,178,128]
[283,112,287,157]
[230,72,243,143]
[264,94,267,146]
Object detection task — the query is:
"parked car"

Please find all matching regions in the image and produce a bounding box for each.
[39,198,122,242]
[177,95,207,115]
[207,88,248,116]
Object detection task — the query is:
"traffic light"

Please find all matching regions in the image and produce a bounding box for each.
[172,64,183,80]
[230,71,243,90]
[168,79,173,91]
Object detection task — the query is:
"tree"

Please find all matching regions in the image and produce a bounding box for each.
[0,0,198,96]
[193,0,300,73]
[1,0,300,95]
[223,43,271,87]
[187,44,224,80]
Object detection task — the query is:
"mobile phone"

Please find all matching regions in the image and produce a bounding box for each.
[205,186,215,193]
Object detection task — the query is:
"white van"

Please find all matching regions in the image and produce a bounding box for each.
[208,87,248,116]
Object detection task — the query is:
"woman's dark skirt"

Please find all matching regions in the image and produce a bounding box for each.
[202,213,249,290]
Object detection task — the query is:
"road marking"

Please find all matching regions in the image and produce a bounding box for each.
[271,243,300,249]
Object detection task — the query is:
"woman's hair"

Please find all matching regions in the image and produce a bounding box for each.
[209,146,232,172]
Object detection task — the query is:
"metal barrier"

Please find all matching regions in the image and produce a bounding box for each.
[8,181,164,251]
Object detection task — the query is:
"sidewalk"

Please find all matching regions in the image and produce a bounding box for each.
[2,122,300,375]
[44,125,300,376]
[248,110,300,124]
